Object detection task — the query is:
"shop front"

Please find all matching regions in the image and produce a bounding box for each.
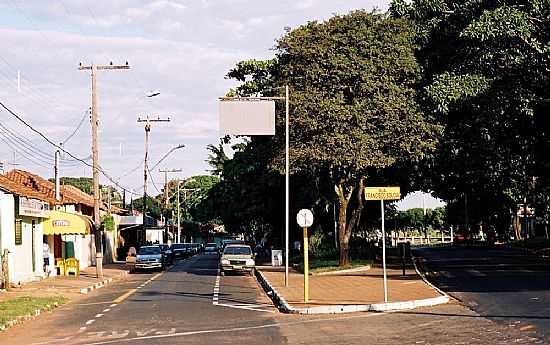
[43,210,94,273]
[0,194,50,285]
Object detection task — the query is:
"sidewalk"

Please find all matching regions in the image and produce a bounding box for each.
[0,263,129,303]
[258,263,448,314]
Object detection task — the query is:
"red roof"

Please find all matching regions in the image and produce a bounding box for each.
[0,174,53,203]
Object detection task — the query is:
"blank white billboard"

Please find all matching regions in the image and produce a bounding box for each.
[219,100,275,135]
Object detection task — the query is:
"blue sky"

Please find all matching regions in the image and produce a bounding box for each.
[0,0,443,210]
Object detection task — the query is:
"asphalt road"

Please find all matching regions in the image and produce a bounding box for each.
[1,252,544,344]
[414,245,550,341]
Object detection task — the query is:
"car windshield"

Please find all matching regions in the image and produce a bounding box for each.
[224,246,251,255]
[159,245,168,250]
[171,244,184,249]
[205,246,216,251]
[138,247,160,255]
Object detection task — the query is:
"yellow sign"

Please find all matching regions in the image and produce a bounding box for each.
[365,187,401,200]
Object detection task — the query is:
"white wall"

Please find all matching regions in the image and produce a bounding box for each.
[0,192,44,284]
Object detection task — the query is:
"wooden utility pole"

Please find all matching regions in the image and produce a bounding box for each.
[159,168,181,243]
[79,62,129,278]
[137,116,170,246]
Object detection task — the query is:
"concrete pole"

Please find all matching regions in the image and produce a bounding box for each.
[142,122,150,246]
[54,150,60,202]
[177,179,181,243]
[91,64,103,279]
[285,85,289,287]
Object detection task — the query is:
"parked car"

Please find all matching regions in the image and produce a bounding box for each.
[220,244,255,276]
[158,244,173,264]
[220,240,245,253]
[171,243,188,260]
[135,246,164,271]
[185,243,197,255]
[204,243,218,256]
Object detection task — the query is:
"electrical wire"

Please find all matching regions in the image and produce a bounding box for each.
[0,100,140,195]
[0,120,89,167]
[62,108,89,145]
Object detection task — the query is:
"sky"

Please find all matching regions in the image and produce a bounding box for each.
[0,0,391,199]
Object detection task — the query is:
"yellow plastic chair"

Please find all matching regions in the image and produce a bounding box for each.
[65,258,80,277]
[55,258,66,276]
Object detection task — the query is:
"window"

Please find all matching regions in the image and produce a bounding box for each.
[15,219,22,245]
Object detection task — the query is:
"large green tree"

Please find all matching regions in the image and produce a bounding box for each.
[391,0,550,236]
[227,11,439,265]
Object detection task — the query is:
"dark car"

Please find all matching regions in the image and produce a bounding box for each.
[171,243,188,260]
[158,244,173,264]
[204,242,218,256]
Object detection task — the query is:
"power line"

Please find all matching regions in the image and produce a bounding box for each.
[0,119,90,167]
[0,100,139,195]
[62,108,89,145]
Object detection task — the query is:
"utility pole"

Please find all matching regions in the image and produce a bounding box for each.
[54,149,61,202]
[79,61,129,278]
[159,168,181,243]
[177,178,181,243]
[137,116,170,246]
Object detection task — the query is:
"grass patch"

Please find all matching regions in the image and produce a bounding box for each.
[0,296,67,329]
[296,258,373,274]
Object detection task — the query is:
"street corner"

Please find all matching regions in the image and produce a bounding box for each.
[256,265,449,315]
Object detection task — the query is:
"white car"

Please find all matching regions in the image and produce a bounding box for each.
[220,244,255,276]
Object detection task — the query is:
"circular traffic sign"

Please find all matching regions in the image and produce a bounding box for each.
[296,209,314,228]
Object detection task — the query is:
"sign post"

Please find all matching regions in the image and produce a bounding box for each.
[297,209,314,303]
[219,87,291,287]
[365,187,401,303]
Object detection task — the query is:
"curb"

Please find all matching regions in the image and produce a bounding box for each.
[79,270,128,294]
[410,250,451,299]
[255,270,449,315]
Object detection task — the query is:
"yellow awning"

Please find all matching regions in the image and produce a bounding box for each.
[43,211,93,235]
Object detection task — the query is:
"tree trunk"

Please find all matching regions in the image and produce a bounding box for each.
[335,178,365,266]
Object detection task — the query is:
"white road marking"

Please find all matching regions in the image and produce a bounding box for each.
[110,304,117,308]
[216,303,275,313]
[466,269,486,277]
[136,329,157,336]
[95,313,104,318]
[86,319,96,325]
[79,327,87,333]
[212,269,221,306]
[87,312,388,345]
[103,308,111,312]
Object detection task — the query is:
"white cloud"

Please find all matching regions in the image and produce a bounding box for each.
[0,0,390,191]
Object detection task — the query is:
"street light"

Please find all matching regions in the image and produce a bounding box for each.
[146,90,161,98]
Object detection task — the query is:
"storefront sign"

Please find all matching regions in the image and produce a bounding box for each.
[18,197,50,218]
